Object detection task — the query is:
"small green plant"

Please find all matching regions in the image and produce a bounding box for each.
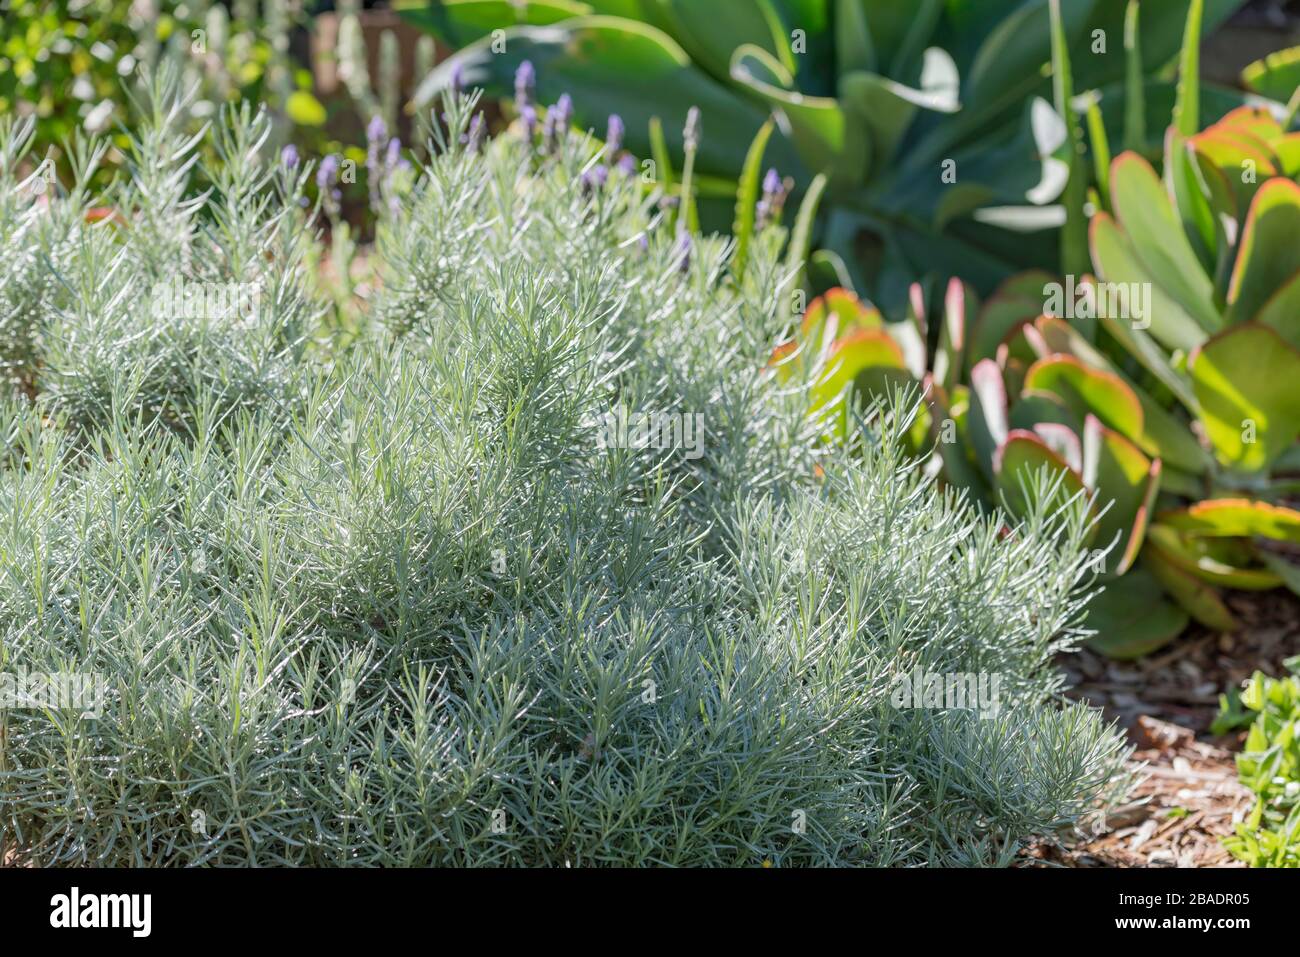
[1219,660,1300,867]
[0,73,1131,866]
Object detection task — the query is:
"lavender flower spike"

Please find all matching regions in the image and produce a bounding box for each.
[606,114,624,158]
[514,60,535,108]
[280,144,299,169]
[449,62,465,96]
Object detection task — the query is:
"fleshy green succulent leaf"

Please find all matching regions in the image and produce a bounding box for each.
[1258,550,1300,598]
[1226,179,1300,327]
[1023,354,1145,444]
[1089,210,1209,353]
[839,49,960,168]
[1253,269,1300,350]
[968,358,1010,483]
[994,429,1091,521]
[731,118,775,282]
[1158,499,1300,543]
[1109,151,1220,333]
[1081,414,1160,574]
[1085,567,1188,659]
[933,277,973,393]
[1143,545,1238,631]
[968,276,1052,371]
[811,330,912,436]
[1146,523,1284,590]
[1189,322,1300,473]
[1241,45,1300,103]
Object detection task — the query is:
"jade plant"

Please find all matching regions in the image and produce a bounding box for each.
[398,0,1251,311]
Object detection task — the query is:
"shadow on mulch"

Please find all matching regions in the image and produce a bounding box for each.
[1026,589,1300,867]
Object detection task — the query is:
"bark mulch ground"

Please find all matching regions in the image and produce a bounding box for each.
[1025,589,1300,867]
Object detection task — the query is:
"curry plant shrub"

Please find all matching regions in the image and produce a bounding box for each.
[0,79,1130,866]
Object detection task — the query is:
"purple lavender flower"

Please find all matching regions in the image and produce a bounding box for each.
[514,60,535,109]
[464,113,486,153]
[605,114,624,159]
[450,62,465,97]
[521,104,538,141]
[317,153,342,217]
[581,163,609,195]
[756,167,791,229]
[280,144,299,169]
[366,115,387,147]
[616,153,636,177]
[674,229,692,273]
[554,93,573,128]
[386,136,403,169]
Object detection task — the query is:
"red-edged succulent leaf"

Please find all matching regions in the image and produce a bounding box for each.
[993,429,1092,523]
[1084,567,1188,660]
[1226,178,1300,328]
[1081,415,1160,575]
[1156,498,1300,543]
[1023,353,1145,445]
[1145,523,1284,590]
[1189,322,1300,473]
[968,358,1009,483]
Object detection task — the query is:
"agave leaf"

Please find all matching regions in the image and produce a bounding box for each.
[1023,354,1145,443]
[395,0,595,46]
[655,0,794,83]
[730,47,863,187]
[1109,152,1220,333]
[1084,568,1188,659]
[835,0,876,75]
[1142,545,1238,631]
[413,20,806,183]
[1189,322,1300,473]
[1225,179,1300,327]
[839,50,960,168]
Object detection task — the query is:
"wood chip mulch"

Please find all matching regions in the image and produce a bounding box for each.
[1023,589,1300,867]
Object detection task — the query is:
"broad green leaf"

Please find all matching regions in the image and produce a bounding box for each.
[1089,211,1209,352]
[395,0,593,46]
[1158,499,1300,543]
[1084,568,1188,659]
[1081,414,1159,573]
[1189,323,1300,473]
[1109,152,1220,333]
[1142,546,1237,631]
[1241,45,1300,102]
[835,0,875,75]
[1253,268,1300,350]
[1023,354,1145,444]
[1146,523,1284,590]
[1226,179,1300,327]
[653,0,794,82]
[730,47,860,186]
[968,358,1009,482]
[994,429,1091,521]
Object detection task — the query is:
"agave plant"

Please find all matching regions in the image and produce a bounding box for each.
[398,0,1248,311]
